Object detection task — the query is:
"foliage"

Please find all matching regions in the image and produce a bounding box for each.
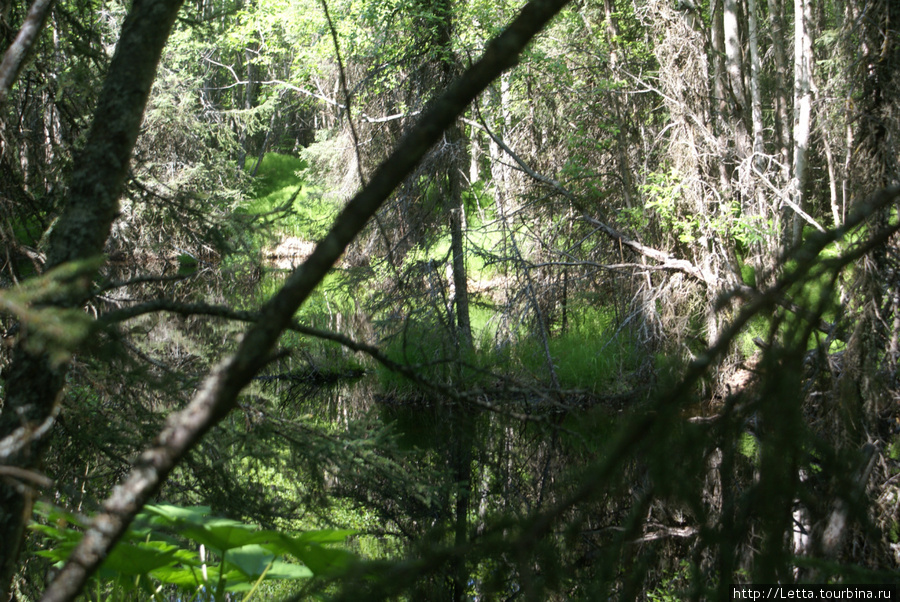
[239,152,335,243]
[31,502,356,600]
[3,0,900,599]
[0,258,102,364]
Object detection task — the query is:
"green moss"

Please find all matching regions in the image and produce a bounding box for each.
[888,435,900,462]
[735,315,768,360]
[740,262,756,287]
[739,432,759,462]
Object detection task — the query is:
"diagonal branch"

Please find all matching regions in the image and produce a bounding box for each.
[41,2,573,600]
[464,116,718,287]
[0,0,56,106]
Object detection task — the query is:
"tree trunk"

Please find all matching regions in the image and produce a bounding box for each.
[746,0,764,167]
[0,0,55,106]
[432,0,472,351]
[710,0,734,193]
[449,142,473,351]
[0,0,186,596]
[790,0,814,246]
[604,0,637,210]
[767,0,792,180]
[723,0,746,111]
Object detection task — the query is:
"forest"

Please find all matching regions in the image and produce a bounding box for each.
[0,0,899,599]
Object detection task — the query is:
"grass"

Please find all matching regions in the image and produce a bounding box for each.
[731,229,857,359]
[389,224,507,283]
[519,305,642,393]
[240,153,336,243]
[375,303,643,396]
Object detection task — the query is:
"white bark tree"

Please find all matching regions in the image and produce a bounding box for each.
[790,0,814,245]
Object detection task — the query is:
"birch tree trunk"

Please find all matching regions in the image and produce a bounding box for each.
[604,0,637,210]
[767,0,792,243]
[746,0,764,167]
[710,0,733,193]
[790,0,814,245]
[723,0,746,111]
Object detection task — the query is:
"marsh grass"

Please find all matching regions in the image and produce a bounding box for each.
[241,153,335,243]
[376,304,643,396]
[518,305,642,393]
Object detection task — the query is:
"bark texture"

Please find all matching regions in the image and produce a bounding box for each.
[0,0,55,106]
[0,0,185,597]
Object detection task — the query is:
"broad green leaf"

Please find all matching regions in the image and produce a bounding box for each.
[276,540,356,576]
[102,541,178,575]
[32,502,86,528]
[150,564,243,589]
[263,559,314,580]
[180,519,270,552]
[29,523,82,544]
[35,549,72,563]
[225,544,275,577]
[148,566,203,589]
[141,504,212,527]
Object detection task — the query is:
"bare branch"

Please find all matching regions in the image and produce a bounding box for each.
[752,162,826,232]
[463,116,718,287]
[0,403,61,463]
[0,0,55,106]
[0,466,54,489]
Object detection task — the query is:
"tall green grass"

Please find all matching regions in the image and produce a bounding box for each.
[518,305,642,393]
[376,304,643,396]
[240,153,335,242]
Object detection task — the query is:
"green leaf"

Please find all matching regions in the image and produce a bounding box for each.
[150,564,242,589]
[276,537,357,576]
[224,544,275,577]
[35,548,72,563]
[102,541,178,576]
[141,504,212,526]
[180,519,270,552]
[29,522,82,544]
[263,559,314,580]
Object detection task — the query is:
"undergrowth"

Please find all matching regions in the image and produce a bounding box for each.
[239,153,335,244]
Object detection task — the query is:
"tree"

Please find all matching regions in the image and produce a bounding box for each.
[0,0,573,599]
[4,0,900,598]
[0,0,187,594]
